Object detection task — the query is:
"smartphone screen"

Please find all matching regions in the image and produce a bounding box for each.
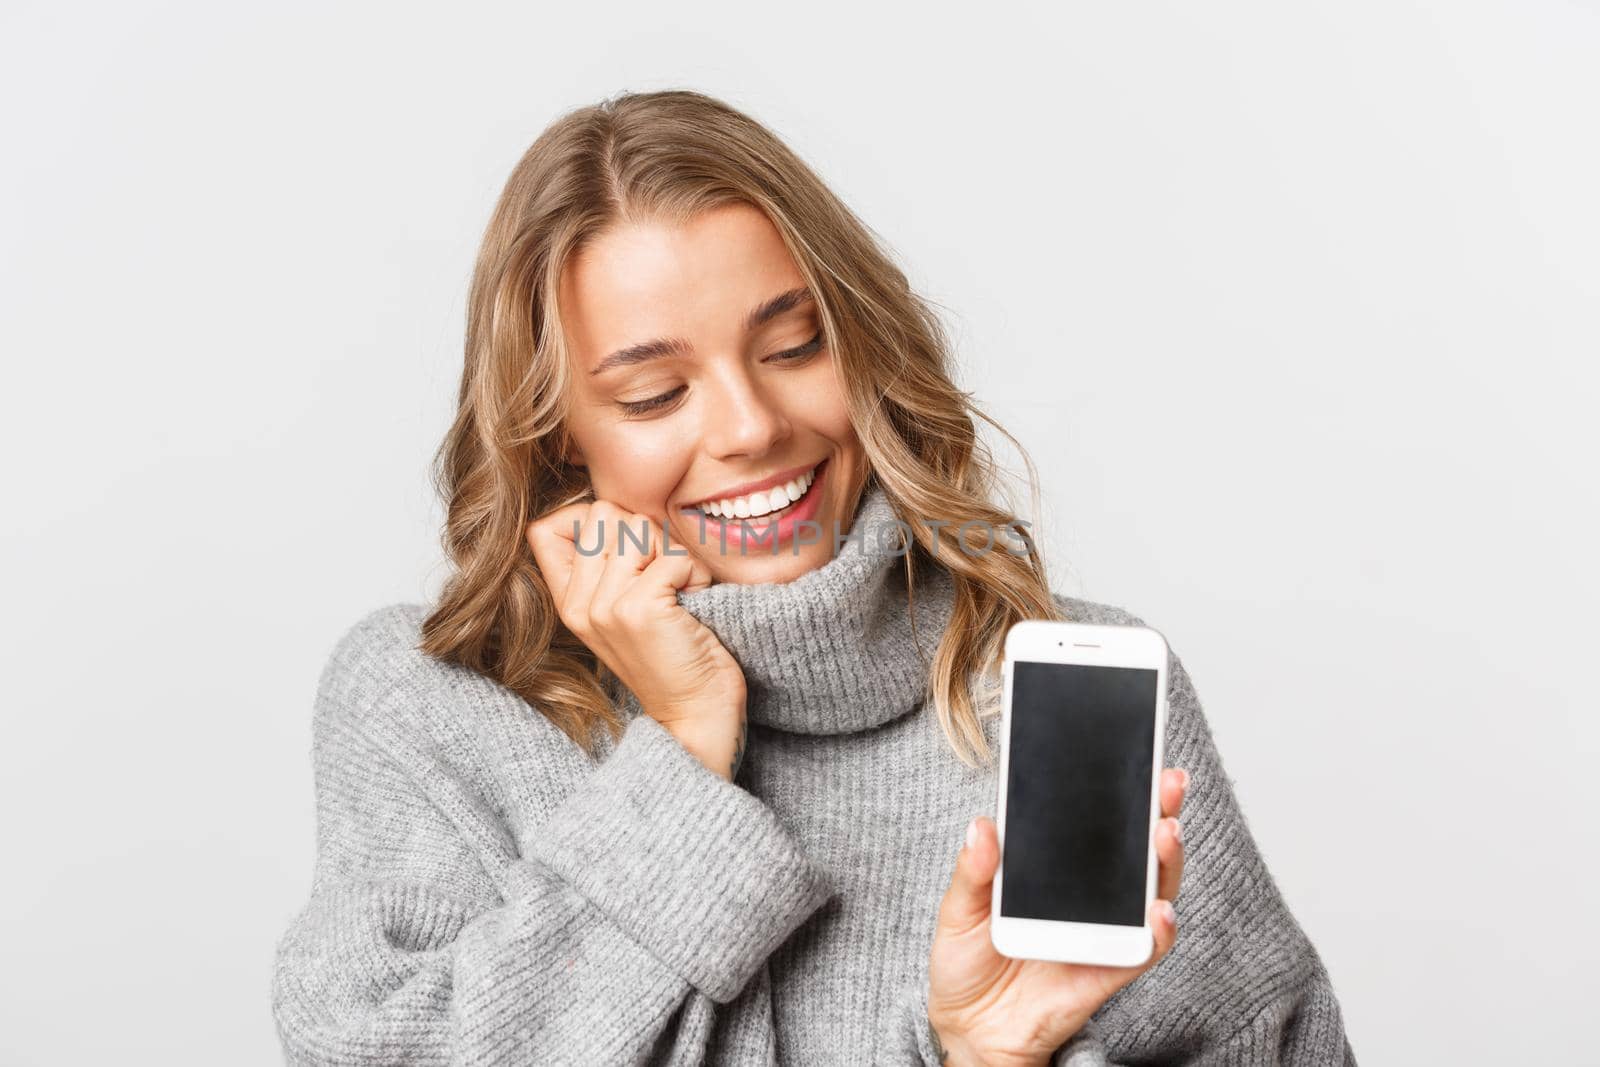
[1000,660,1160,927]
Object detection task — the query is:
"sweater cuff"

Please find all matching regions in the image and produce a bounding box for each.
[907,975,1113,1066]
[525,713,833,1002]
[1052,1018,1113,1066]
[900,974,948,1066]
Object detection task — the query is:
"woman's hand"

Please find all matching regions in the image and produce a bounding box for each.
[527,499,748,781]
[927,769,1190,1066]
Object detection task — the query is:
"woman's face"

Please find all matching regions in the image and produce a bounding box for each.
[557,202,868,585]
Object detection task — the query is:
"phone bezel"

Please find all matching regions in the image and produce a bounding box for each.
[990,618,1170,967]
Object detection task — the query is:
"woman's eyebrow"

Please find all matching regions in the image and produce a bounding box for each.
[589,286,814,376]
[744,286,813,332]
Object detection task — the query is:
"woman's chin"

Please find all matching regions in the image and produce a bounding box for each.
[701,540,834,586]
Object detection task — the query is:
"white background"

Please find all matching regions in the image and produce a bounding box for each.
[3,1,1595,1062]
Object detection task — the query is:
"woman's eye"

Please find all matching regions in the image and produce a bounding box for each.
[768,331,824,363]
[614,333,822,418]
[617,385,686,418]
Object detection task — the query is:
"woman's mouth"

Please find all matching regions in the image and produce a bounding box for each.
[683,459,828,526]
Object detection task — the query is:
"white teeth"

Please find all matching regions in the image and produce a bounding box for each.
[693,465,818,519]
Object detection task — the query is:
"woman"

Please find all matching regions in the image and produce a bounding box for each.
[271,90,1355,1065]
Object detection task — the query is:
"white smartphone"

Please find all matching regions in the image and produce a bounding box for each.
[990,619,1169,967]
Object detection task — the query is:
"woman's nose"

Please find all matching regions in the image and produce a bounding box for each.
[701,373,791,460]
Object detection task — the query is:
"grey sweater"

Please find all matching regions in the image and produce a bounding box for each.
[271,485,1356,1065]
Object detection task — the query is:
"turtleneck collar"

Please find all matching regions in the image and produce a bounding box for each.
[641,481,957,736]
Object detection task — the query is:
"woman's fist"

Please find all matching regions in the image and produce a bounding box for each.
[927,768,1191,1066]
[527,499,748,780]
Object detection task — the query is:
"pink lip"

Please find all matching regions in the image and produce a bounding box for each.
[682,458,830,553]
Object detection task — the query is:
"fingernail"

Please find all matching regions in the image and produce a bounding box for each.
[1172,818,1182,844]
[1162,900,1176,924]
[965,818,979,851]
[1179,768,1190,791]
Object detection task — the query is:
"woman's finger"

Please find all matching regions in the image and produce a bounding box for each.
[1161,767,1189,820]
[589,511,662,622]
[561,502,618,630]
[1156,813,1185,902]
[526,502,589,604]
[1146,895,1178,965]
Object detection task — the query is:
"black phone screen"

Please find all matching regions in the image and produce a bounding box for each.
[999,660,1160,927]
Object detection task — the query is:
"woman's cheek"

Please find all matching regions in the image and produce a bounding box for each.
[599,421,699,519]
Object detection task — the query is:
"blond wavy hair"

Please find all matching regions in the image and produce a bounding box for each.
[419,89,1064,767]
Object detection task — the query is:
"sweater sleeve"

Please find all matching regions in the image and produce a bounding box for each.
[880,972,1117,1065]
[271,659,832,1066]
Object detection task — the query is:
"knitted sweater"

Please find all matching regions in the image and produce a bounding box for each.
[271,485,1356,1065]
